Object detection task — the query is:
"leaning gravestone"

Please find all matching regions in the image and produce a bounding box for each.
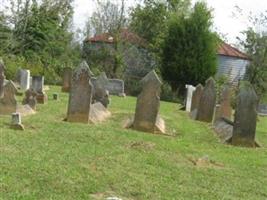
[231,82,258,147]
[185,85,196,112]
[219,85,232,120]
[19,69,30,91]
[0,58,5,98]
[196,77,216,123]
[93,72,110,108]
[132,70,165,134]
[0,81,17,115]
[61,67,72,92]
[22,88,37,110]
[32,76,47,104]
[67,61,93,123]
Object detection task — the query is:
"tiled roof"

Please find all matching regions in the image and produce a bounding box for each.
[218,42,250,60]
[84,29,147,47]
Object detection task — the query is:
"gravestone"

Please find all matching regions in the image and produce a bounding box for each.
[20,69,30,91]
[190,84,204,119]
[0,81,17,115]
[185,85,196,112]
[91,77,125,96]
[219,85,232,120]
[232,83,258,147]
[132,70,165,133]
[93,72,110,108]
[61,67,72,92]
[0,58,5,98]
[196,77,216,122]
[67,61,93,123]
[11,112,24,130]
[22,88,37,110]
[53,93,59,100]
[32,76,47,104]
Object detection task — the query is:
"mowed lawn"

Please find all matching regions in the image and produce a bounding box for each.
[1,86,267,200]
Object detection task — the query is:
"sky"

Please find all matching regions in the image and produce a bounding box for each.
[73,0,267,45]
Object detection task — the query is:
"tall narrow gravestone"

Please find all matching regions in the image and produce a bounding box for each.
[196,77,216,122]
[20,69,30,91]
[67,61,93,123]
[62,67,72,92]
[32,76,47,104]
[185,85,196,112]
[132,70,165,133]
[0,81,17,115]
[190,84,203,119]
[220,85,232,120]
[0,58,5,98]
[232,83,258,147]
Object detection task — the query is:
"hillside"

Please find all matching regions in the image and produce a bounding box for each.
[0,86,267,200]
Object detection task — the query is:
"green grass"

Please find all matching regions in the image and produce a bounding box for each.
[1,86,267,200]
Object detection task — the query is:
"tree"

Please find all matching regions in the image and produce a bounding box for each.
[129,0,191,50]
[238,11,267,100]
[160,2,218,93]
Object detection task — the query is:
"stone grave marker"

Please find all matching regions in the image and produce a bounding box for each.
[61,67,72,92]
[22,88,37,110]
[32,76,47,104]
[196,77,216,123]
[131,70,165,133]
[20,69,30,91]
[190,84,204,119]
[0,81,17,115]
[232,82,258,147]
[11,112,24,130]
[258,104,267,117]
[185,85,196,112]
[67,61,93,123]
[219,85,232,120]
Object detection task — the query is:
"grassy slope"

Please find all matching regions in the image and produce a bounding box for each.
[1,86,267,200]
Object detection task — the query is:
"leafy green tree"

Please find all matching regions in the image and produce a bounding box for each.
[161,2,218,92]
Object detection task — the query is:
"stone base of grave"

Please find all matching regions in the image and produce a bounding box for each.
[118,93,126,97]
[89,102,111,123]
[16,104,36,116]
[10,123,24,130]
[67,113,90,123]
[36,93,48,104]
[227,137,260,148]
[66,102,111,124]
[124,115,166,134]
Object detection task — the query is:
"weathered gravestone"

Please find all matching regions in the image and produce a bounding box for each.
[185,85,196,112]
[19,69,30,91]
[22,88,37,110]
[0,58,5,98]
[231,83,258,147]
[91,77,125,97]
[61,67,72,92]
[32,76,47,104]
[0,81,17,115]
[196,77,216,123]
[131,70,165,134]
[93,72,110,108]
[67,61,93,123]
[190,84,204,119]
[219,85,232,120]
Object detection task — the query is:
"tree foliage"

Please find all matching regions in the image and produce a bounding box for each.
[160,2,218,92]
[238,11,267,100]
